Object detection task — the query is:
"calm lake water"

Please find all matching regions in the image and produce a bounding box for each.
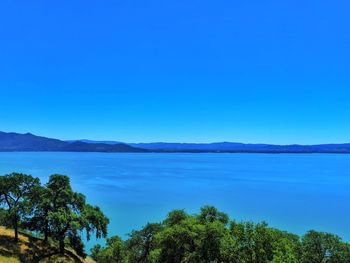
[0,152,349,249]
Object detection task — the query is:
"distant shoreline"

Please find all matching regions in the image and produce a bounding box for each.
[1,150,350,154]
[2,131,350,154]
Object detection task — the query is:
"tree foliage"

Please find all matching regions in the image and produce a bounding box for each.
[0,173,40,241]
[125,223,163,263]
[91,206,350,263]
[0,173,109,257]
[301,230,350,263]
[91,236,126,263]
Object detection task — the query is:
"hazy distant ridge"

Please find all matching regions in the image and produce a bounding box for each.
[2,131,350,153]
[130,142,350,153]
[70,138,350,153]
[0,132,144,152]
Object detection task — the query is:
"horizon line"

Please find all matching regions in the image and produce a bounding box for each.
[2,131,350,146]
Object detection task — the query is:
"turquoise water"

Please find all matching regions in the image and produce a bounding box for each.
[0,152,349,250]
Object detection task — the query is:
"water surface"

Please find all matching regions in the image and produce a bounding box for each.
[0,152,349,249]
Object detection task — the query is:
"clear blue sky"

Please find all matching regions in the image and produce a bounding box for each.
[0,0,349,144]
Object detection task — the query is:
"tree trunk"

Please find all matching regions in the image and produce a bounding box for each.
[43,210,49,243]
[44,230,48,243]
[59,238,65,254]
[44,220,49,243]
[14,216,18,242]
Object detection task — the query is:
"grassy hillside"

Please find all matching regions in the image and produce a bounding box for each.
[0,227,94,263]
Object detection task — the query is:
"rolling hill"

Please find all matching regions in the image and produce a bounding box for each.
[0,132,145,152]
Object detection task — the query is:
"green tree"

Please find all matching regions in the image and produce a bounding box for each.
[196,206,230,262]
[301,230,350,263]
[198,220,228,262]
[91,236,126,263]
[27,185,51,242]
[197,205,229,225]
[269,229,302,263]
[35,174,109,254]
[86,206,350,263]
[164,209,189,226]
[125,223,162,263]
[156,213,202,263]
[219,231,237,263]
[0,173,40,241]
[81,204,109,242]
[269,237,299,263]
[230,221,275,263]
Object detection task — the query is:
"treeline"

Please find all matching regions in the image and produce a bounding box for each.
[91,206,350,263]
[0,172,108,257]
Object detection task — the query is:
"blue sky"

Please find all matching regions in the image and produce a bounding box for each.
[0,0,349,144]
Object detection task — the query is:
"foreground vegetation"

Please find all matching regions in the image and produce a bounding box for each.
[0,172,108,261]
[1,172,350,262]
[90,206,350,263]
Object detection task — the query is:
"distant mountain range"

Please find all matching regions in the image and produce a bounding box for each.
[2,131,350,153]
[82,140,350,153]
[0,132,144,152]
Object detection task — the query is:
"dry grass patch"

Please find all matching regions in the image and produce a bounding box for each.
[0,226,93,263]
[0,254,20,263]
